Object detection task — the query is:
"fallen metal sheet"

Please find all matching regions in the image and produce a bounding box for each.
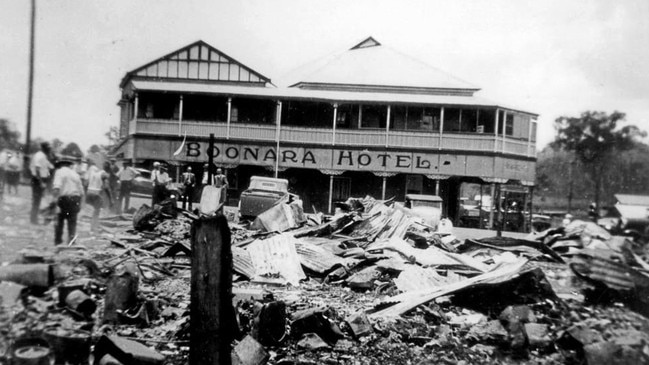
[232,246,256,279]
[253,201,306,233]
[348,203,417,243]
[367,237,489,273]
[563,220,612,241]
[297,236,347,256]
[393,266,463,293]
[569,249,648,292]
[294,239,348,274]
[368,259,529,318]
[246,233,306,286]
[463,236,565,263]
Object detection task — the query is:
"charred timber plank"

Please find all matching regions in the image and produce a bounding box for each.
[190,215,236,365]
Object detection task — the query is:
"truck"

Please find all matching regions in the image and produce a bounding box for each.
[238,176,299,220]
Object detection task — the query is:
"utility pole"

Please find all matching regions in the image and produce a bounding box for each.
[23,0,36,173]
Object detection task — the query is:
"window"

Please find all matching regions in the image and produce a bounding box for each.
[406,175,423,195]
[336,104,359,129]
[505,113,514,136]
[231,98,275,124]
[460,109,477,132]
[443,108,461,132]
[282,101,334,128]
[137,92,179,119]
[183,95,228,122]
[531,120,537,142]
[478,109,495,133]
[360,105,387,129]
[333,177,351,201]
[391,106,440,131]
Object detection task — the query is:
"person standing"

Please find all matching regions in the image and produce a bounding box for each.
[86,161,108,234]
[117,161,139,213]
[181,166,196,210]
[0,150,7,195]
[51,157,84,245]
[150,162,170,206]
[201,163,211,185]
[30,142,54,224]
[213,167,229,204]
[5,152,21,195]
[107,159,120,212]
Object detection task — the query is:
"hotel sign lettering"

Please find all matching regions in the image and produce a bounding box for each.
[181,142,441,173]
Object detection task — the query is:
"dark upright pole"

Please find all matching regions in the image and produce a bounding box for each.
[190,215,234,365]
[208,133,214,185]
[23,0,36,173]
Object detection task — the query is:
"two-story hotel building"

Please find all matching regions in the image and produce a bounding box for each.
[114,37,537,221]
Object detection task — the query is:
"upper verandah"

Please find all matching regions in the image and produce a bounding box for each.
[119,38,535,117]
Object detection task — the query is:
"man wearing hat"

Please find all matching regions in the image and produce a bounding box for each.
[180,165,196,210]
[51,156,84,245]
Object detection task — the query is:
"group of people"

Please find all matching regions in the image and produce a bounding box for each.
[23,143,230,246]
[27,142,141,245]
[175,162,228,210]
[0,150,22,195]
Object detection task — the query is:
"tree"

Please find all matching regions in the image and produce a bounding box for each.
[61,142,83,158]
[552,111,646,209]
[104,126,121,150]
[0,119,21,150]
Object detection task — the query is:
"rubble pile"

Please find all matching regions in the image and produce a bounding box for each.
[1,196,649,364]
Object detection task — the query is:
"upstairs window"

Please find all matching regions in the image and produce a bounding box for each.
[336,104,359,129]
[477,109,496,133]
[391,106,440,131]
[505,113,514,136]
[360,105,387,129]
[443,108,461,132]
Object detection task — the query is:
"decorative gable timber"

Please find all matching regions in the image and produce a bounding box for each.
[350,36,381,50]
[121,40,271,87]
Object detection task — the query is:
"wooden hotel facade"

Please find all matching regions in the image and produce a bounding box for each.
[115,37,537,221]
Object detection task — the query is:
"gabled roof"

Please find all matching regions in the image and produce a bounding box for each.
[288,36,479,94]
[120,40,272,88]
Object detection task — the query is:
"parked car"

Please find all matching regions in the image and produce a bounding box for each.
[400,194,443,228]
[131,168,182,199]
[238,176,301,220]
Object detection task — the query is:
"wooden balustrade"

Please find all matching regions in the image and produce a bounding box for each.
[133,119,533,157]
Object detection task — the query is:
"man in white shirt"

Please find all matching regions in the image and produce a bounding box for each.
[117,160,139,213]
[30,142,54,224]
[86,160,108,233]
[51,156,84,245]
[150,162,170,205]
[5,152,21,194]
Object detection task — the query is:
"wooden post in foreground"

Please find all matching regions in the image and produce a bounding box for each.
[207,133,215,185]
[190,215,233,365]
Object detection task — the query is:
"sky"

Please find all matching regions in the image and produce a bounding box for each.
[1,0,648,152]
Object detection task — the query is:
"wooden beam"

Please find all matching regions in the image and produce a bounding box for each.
[190,215,235,365]
[332,103,337,145]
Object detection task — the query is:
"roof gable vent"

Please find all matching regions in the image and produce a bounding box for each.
[351,36,381,50]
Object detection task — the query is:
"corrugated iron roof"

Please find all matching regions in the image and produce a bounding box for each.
[246,233,306,285]
[286,38,479,92]
[294,239,347,274]
[615,194,649,207]
[615,204,649,221]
